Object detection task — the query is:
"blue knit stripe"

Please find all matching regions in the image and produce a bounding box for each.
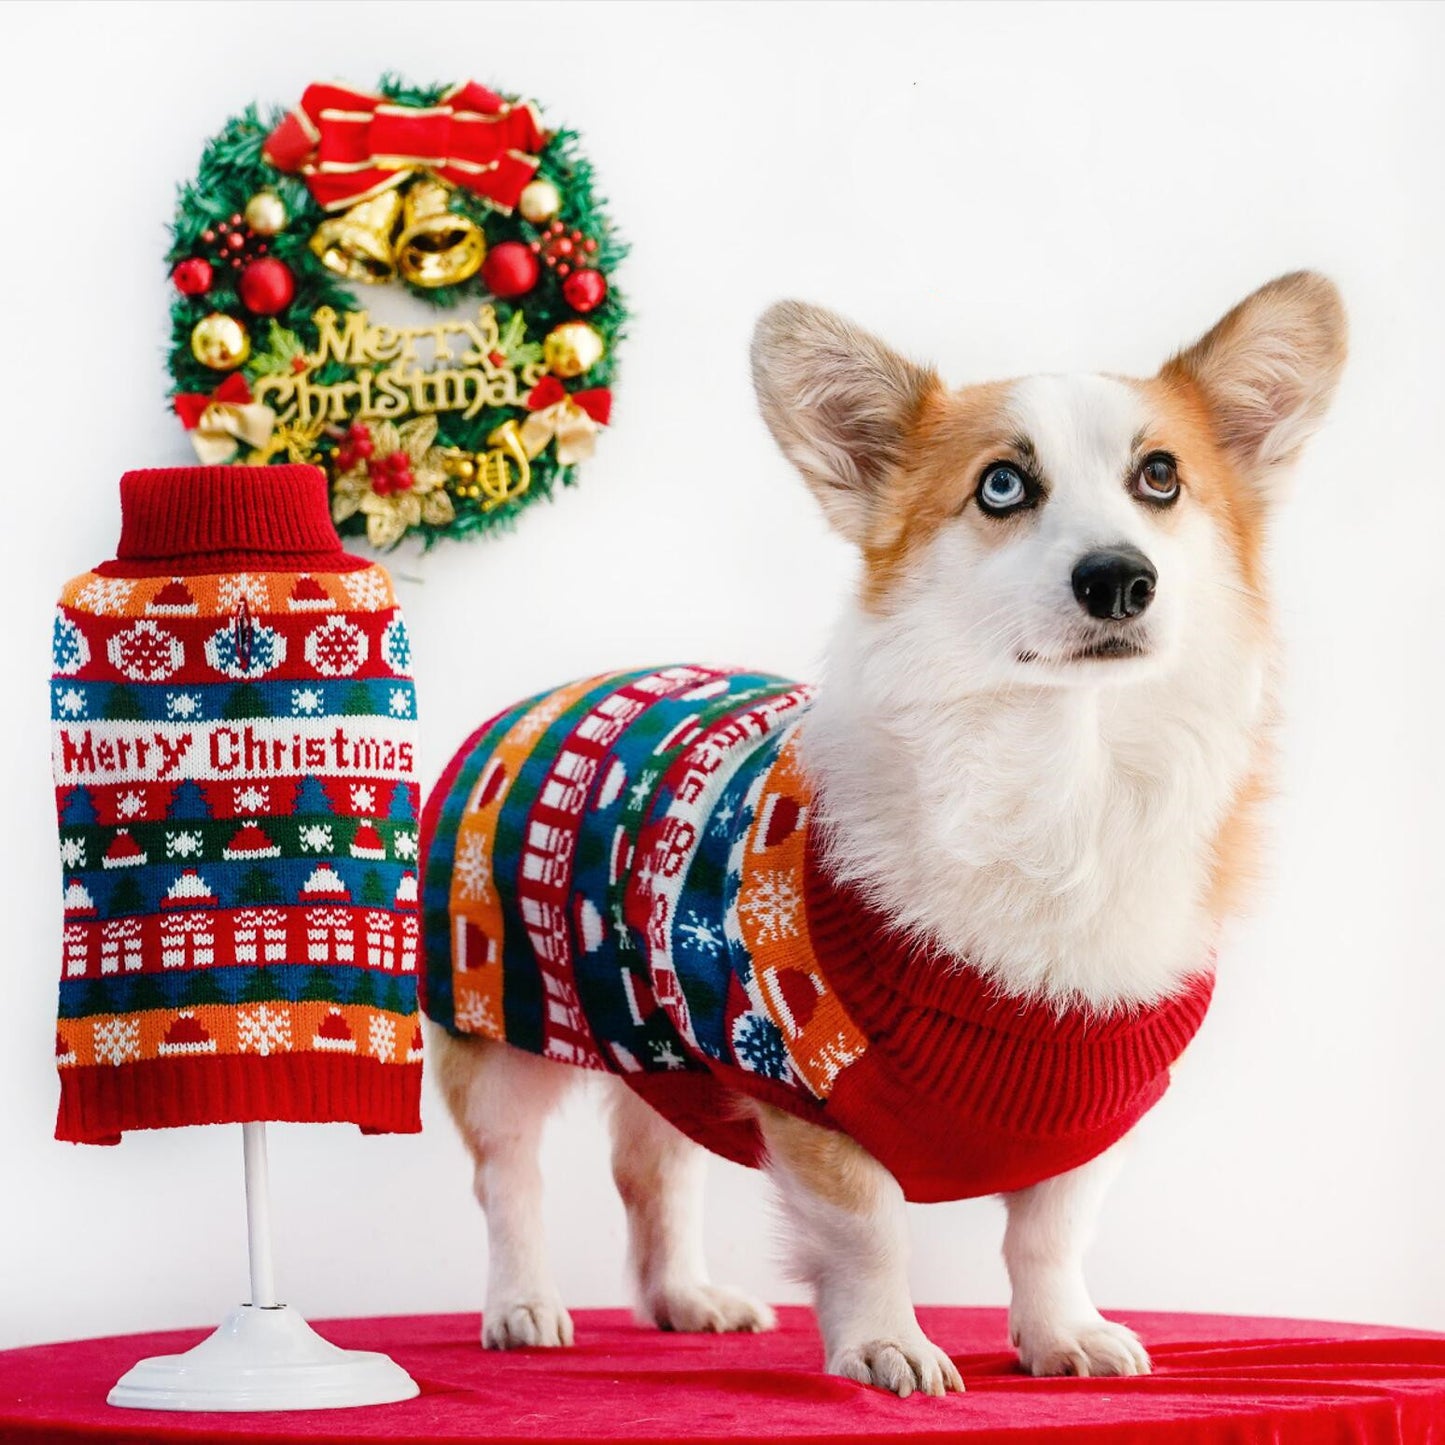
[52,678,417,725]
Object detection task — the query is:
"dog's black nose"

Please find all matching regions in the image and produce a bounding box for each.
[1071,548,1157,620]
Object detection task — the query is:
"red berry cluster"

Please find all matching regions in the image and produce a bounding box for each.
[201,214,271,272]
[336,425,416,495]
[174,212,297,309]
[335,424,374,472]
[529,220,598,278]
[369,451,416,495]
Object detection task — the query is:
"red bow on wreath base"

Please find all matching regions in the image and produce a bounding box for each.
[264,81,547,214]
[174,374,277,465]
[519,377,612,464]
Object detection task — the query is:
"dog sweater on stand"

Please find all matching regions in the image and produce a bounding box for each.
[421,667,1214,1203]
[51,466,422,1145]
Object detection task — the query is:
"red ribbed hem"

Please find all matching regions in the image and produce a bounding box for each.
[103,466,361,573]
[804,827,1214,1138]
[55,1055,422,1145]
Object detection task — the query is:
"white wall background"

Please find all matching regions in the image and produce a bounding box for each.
[1,0,1441,1353]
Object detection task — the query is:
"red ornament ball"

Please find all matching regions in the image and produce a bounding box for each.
[238,257,296,315]
[172,257,213,296]
[481,241,540,299]
[562,268,608,314]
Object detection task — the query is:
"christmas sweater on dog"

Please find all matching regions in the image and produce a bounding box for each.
[421,667,1213,1202]
[51,466,422,1144]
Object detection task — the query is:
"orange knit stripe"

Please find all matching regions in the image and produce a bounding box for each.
[58,567,397,618]
[736,728,868,1099]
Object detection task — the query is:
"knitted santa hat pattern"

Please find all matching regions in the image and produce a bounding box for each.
[51,466,422,1144]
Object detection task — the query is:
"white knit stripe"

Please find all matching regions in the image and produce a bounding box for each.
[638,687,814,1051]
[53,717,417,785]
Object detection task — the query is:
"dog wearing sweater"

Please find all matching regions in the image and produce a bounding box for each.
[422,273,1346,1396]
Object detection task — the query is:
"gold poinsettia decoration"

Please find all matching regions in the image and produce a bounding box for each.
[330,416,457,548]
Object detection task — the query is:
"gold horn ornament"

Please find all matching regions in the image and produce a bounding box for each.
[440,424,532,511]
[309,190,403,284]
[394,180,486,289]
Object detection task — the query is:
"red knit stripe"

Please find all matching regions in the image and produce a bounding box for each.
[804,828,1213,1138]
[55,1054,421,1145]
[108,466,357,570]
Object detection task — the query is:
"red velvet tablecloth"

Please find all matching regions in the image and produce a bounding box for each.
[1,1307,1443,1444]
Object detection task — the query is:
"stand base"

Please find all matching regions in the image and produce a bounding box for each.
[107,1304,419,1412]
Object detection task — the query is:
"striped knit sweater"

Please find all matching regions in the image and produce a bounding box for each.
[52,466,421,1144]
[422,667,1214,1203]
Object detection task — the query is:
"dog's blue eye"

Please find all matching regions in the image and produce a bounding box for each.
[977,464,1030,514]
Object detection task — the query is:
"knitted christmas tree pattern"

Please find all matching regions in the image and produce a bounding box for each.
[53,564,422,1143]
[422,667,1215,1203]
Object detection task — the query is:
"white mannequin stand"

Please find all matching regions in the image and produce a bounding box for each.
[108,1122,419,1412]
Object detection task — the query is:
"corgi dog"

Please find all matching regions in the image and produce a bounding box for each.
[424,273,1346,1397]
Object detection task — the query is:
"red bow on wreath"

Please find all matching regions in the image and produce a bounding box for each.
[518,377,612,464]
[263,81,547,214]
[174,374,277,464]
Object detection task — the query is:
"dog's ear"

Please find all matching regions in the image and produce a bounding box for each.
[1162,272,1347,496]
[751,301,938,544]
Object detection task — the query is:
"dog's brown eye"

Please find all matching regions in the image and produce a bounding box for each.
[1133,453,1180,505]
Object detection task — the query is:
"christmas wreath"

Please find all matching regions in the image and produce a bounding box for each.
[165,78,626,548]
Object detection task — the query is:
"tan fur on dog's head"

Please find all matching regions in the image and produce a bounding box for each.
[753,273,1345,642]
[752,277,1345,1007]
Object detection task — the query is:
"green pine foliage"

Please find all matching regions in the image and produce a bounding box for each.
[166,78,628,549]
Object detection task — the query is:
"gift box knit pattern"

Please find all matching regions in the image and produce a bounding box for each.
[421,667,1214,1203]
[51,466,422,1144]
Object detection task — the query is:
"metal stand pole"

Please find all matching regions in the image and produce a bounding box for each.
[108,1122,418,1410]
[242,1122,279,1309]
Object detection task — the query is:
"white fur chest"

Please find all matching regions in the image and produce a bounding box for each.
[803,607,1269,1010]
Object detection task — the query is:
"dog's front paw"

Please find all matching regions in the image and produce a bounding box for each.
[1011,1314,1150,1377]
[483,1296,575,1349]
[830,1334,964,1398]
[644,1282,777,1334]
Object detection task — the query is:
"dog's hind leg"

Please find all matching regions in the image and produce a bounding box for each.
[607,1082,777,1334]
[430,1025,578,1349]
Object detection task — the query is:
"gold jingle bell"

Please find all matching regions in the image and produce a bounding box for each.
[543,322,606,379]
[310,190,403,284]
[190,313,250,370]
[395,180,486,289]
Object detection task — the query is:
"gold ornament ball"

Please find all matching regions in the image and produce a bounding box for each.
[190,312,251,370]
[244,190,288,236]
[543,322,605,379]
[519,178,562,224]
